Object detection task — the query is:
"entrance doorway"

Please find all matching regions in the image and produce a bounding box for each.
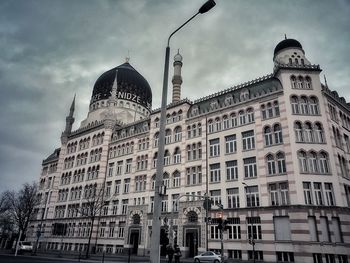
[185,229,198,258]
[129,230,139,255]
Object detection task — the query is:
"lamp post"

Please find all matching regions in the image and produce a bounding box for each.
[242,182,255,263]
[33,190,50,255]
[150,2,216,262]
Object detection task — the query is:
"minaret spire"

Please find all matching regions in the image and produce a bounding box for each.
[172,49,183,103]
[324,75,328,87]
[61,94,76,143]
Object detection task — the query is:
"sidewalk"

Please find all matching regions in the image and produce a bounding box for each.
[0,249,196,263]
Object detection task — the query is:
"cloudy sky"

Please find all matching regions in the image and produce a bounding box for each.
[0,0,349,193]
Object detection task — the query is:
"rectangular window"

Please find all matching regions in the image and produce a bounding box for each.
[114,180,121,194]
[123,178,130,193]
[125,158,132,174]
[210,224,220,239]
[248,251,263,261]
[245,185,259,207]
[210,163,221,183]
[244,157,257,178]
[242,130,255,151]
[116,161,123,175]
[303,182,313,205]
[324,183,335,206]
[227,217,241,239]
[331,217,343,243]
[276,252,294,262]
[210,189,221,206]
[227,188,239,208]
[247,217,262,240]
[319,216,331,242]
[226,160,238,180]
[308,216,318,242]
[225,135,237,154]
[108,163,114,177]
[314,182,324,205]
[186,166,202,185]
[274,217,291,240]
[121,200,128,215]
[269,182,289,206]
[209,138,220,157]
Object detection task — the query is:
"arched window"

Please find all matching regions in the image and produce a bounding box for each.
[319,152,330,174]
[173,147,181,164]
[163,172,170,188]
[277,152,286,173]
[264,126,272,146]
[230,113,237,127]
[266,103,273,118]
[247,108,254,123]
[261,105,266,119]
[294,121,304,142]
[174,126,182,142]
[154,132,159,147]
[297,76,303,89]
[266,154,276,175]
[298,151,308,173]
[154,117,159,128]
[165,129,172,144]
[314,123,324,143]
[291,96,299,114]
[164,150,171,165]
[273,124,283,144]
[153,152,158,168]
[172,170,181,188]
[187,211,198,223]
[215,117,221,131]
[304,122,313,142]
[151,175,156,190]
[223,115,230,130]
[132,214,141,225]
[308,151,318,173]
[309,96,319,115]
[305,76,312,89]
[208,119,214,133]
[300,96,309,114]
[187,145,191,161]
[290,75,297,89]
[239,110,246,125]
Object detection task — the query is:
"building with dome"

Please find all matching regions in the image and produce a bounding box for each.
[28,38,350,263]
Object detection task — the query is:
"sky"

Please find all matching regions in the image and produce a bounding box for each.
[0,0,349,193]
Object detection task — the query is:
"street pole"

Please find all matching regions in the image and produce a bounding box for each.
[150,1,216,262]
[243,182,255,263]
[33,191,50,255]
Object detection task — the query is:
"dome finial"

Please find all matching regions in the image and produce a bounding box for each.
[284,34,287,40]
[125,50,130,63]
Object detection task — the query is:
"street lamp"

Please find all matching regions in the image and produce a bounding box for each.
[150,1,216,263]
[242,182,255,263]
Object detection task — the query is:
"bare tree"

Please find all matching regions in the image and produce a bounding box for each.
[6,182,40,241]
[0,192,14,248]
[78,183,107,259]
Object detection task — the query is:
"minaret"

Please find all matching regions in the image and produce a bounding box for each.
[61,95,75,144]
[172,50,183,103]
[103,70,118,129]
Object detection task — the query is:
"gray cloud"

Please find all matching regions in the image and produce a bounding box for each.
[0,0,349,192]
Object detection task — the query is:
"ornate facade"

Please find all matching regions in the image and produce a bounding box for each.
[28,38,350,262]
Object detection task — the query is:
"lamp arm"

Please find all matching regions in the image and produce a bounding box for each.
[167,12,199,46]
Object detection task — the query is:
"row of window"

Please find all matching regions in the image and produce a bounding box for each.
[208,108,255,133]
[290,75,312,89]
[291,95,319,115]
[154,110,183,127]
[63,148,102,169]
[67,133,105,154]
[295,121,325,143]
